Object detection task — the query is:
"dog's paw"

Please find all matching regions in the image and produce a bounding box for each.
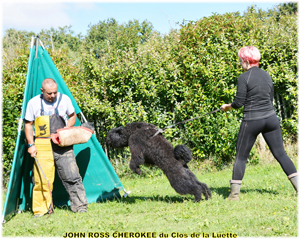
[136,168,142,175]
[131,167,143,175]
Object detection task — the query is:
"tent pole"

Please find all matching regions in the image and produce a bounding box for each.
[80,112,88,123]
[17,118,23,136]
[20,36,36,119]
[35,36,40,58]
[39,39,45,50]
[30,35,35,49]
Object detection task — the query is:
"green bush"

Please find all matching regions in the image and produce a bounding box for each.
[2,44,28,185]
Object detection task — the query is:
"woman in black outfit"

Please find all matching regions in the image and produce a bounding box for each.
[221,46,297,200]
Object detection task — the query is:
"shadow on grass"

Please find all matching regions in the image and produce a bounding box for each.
[30,187,282,214]
[209,186,280,199]
[99,186,281,204]
[118,194,195,204]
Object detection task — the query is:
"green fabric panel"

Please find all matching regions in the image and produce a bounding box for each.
[2,44,36,221]
[3,45,124,221]
[2,132,27,220]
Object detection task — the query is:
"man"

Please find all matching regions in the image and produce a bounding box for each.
[25,78,88,217]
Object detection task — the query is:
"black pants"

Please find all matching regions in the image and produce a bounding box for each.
[232,114,297,181]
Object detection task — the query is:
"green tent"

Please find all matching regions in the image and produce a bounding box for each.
[2,36,128,222]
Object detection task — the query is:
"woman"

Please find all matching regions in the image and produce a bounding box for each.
[221,46,297,200]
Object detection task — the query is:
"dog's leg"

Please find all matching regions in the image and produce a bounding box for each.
[187,170,211,201]
[129,160,142,175]
[129,144,145,175]
[198,182,211,200]
[193,191,203,202]
[202,184,212,200]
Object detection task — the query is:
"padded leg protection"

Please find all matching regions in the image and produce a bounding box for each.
[32,138,55,216]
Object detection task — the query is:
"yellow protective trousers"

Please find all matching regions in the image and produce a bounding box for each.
[32,137,55,216]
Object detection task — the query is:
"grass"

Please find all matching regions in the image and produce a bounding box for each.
[2,143,298,237]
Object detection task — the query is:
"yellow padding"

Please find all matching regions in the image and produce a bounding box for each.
[35,116,50,137]
[33,138,55,216]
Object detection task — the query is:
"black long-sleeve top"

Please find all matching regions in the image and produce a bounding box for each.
[231,66,276,121]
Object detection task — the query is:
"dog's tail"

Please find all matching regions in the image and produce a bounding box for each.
[174,145,192,165]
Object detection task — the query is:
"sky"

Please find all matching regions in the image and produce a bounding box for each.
[2,0,284,37]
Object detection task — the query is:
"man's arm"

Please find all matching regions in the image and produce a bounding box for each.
[25,120,37,157]
[66,112,77,127]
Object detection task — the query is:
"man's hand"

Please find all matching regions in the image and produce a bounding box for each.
[28,145,37,158]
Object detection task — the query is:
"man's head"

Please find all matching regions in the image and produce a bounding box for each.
[41,78,58,103]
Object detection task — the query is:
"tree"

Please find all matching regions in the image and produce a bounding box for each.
[2,29,35,63]
[84,18,155,57]
[2,26,83,65]
[37,26,84,64]
[38,26,83,52]
[278,2,298,15]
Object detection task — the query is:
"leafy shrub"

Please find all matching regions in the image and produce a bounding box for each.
[2,43,28,185]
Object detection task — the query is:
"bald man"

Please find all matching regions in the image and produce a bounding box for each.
[25,78,87,217]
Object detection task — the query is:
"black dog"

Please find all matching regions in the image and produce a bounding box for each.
[106,122,211,201]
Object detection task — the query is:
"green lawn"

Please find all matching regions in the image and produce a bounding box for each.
[2,160,297,238]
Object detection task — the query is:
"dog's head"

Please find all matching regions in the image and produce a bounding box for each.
[106,122,156,148]
[106,126,129,148]
[174,145,192,165]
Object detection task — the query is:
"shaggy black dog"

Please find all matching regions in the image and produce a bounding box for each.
[106,122,211,201]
